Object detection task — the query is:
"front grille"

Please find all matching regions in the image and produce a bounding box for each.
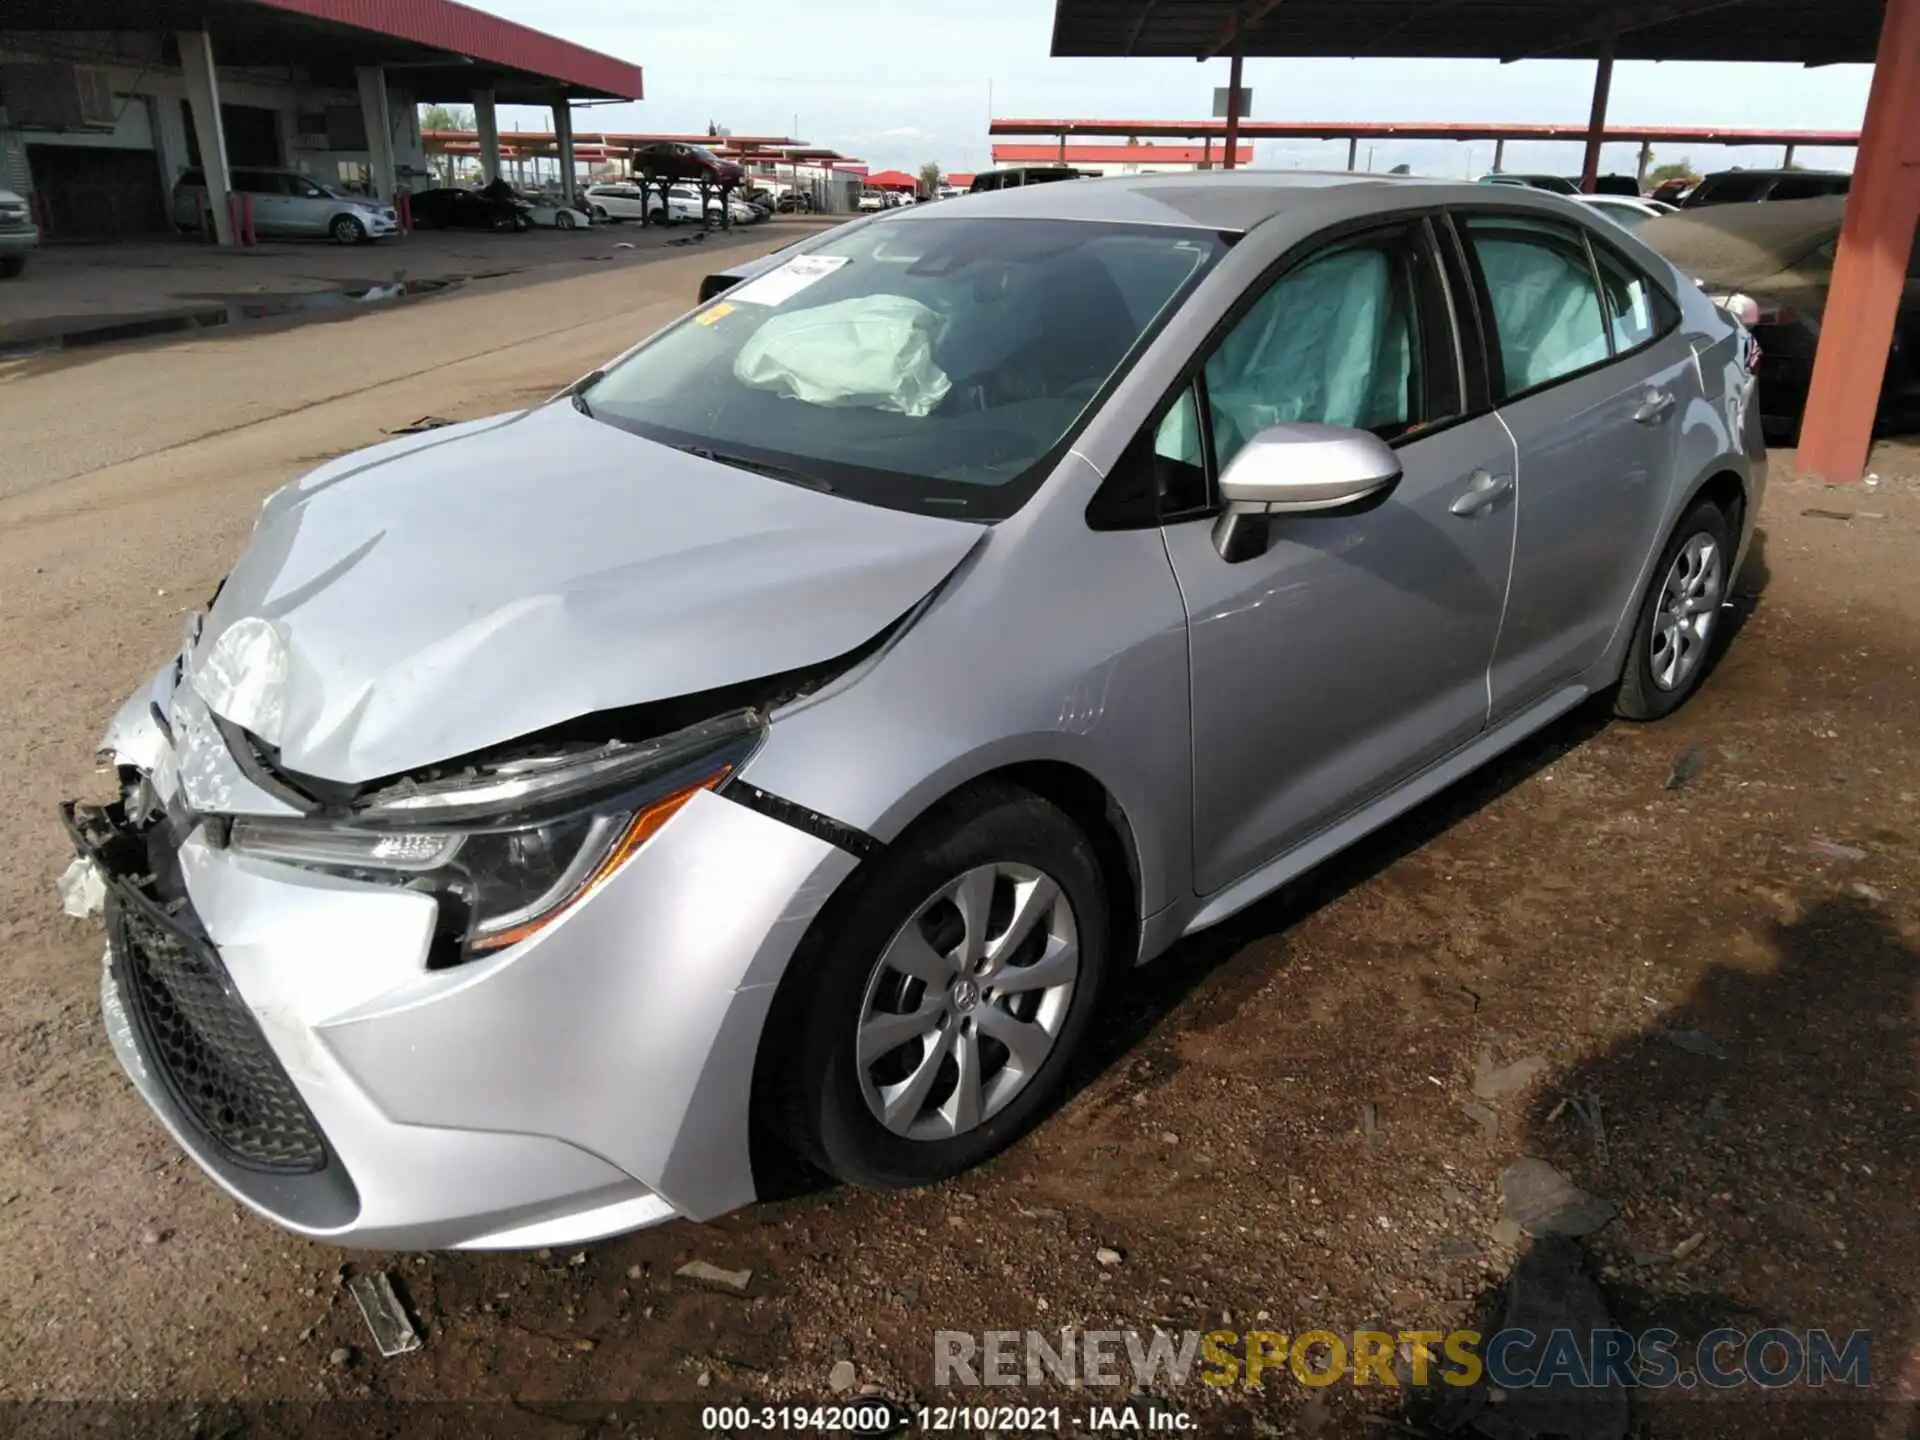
[111,900,326,1173]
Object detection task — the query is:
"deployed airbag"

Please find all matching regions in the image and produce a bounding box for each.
[733,295,952,418]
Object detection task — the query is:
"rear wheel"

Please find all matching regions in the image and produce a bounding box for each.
[556,210,577,230]
[770,783,1110,1190]
[1615,499,1733,720]
[329,214,366,245]
[0,255,23,279]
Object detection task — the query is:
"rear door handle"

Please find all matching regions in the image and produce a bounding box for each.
[1449,469,1514,517]
[1634,388,1677,425]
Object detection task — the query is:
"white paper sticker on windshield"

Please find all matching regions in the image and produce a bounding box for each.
[728,254,850,306]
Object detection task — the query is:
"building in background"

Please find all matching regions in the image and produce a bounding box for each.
[0,0,641,243]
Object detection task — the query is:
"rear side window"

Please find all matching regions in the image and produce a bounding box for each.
[1689,173,1773,205]
[1767,174,1849,201]
[1463,215,1610,397]
[1590,243,1677,355]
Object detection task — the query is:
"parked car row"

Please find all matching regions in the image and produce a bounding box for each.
[584,182,765,227]
[164,166,777,244]
[1481,167,1851,210]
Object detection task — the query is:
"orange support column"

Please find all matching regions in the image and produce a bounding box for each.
[1580,37,1615,194]
[1222,44,1244,171]
[1797,0,1920,483]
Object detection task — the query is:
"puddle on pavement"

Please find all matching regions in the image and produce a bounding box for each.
[0,276,465,362]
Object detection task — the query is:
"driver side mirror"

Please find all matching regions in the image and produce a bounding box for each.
[1213,422,1403,560]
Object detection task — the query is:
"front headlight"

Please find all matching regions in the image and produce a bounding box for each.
[228,709,763,957]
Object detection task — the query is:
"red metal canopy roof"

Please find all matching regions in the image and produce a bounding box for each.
[247,0,642,98]
[865,169,921,189]
[993,141,1254,164]
[990,117,1862,148]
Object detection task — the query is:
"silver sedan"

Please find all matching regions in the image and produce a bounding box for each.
[68,173,1763,1249]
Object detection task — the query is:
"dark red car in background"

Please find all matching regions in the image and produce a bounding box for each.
[632,142,744,187]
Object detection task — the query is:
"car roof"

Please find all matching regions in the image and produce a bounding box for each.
[1699,168,1847,180]
[888,169,1575,233]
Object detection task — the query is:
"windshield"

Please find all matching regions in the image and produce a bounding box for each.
[579,217,1227,518]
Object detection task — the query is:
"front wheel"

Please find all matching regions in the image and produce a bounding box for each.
[0,254,23,279]
[330,214,366,245]
[1615,499,1733,720]
[769,783,1110,1190]
[591,204,610,222]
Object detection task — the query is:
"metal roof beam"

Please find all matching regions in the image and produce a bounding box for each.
[1505,0,1750,59]
[1123,0,1162,54]
[1204,0,1285,59]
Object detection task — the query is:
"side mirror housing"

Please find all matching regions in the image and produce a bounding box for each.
[1217,422,1403,517]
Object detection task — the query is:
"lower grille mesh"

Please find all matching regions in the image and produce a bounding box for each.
[113,903,326,1173]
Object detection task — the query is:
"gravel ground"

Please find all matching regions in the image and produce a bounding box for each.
[0,266,1913,1440]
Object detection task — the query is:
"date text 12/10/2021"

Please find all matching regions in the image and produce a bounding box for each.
[699,1404,1196,1431]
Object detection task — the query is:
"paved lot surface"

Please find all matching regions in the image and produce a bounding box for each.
[0,247,1914,1439]
[0,217,795,339]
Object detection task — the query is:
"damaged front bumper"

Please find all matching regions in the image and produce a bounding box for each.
[68,662,860,1250]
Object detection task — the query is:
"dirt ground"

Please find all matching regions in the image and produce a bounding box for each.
[0,253,1914,1440]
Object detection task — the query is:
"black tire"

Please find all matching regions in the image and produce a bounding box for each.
[330,214,366,245]
[591,204,610,222]
[1615,498,1734,720]
[770,782,1111,1190]
[512,212,530,232]
[0,254,23,280]
[556,210,577,230]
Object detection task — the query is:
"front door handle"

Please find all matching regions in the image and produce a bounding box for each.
[1634,388,1677,425]
[1449,469,1514,517]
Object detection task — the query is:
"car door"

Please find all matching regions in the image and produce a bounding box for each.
[1453,211,1694,721]
[231,171,286,236]
[1159,216,1520,896]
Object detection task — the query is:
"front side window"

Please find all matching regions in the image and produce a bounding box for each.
[1464,216,1610,396]
[581,218,1227,518]
[1203,235,1426,469]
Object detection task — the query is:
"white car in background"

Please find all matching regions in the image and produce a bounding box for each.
[666,185,756,226]
[519,195,593,230]
[1577,195,1674,232]
[0,186,37,277]
[583,183,660,224]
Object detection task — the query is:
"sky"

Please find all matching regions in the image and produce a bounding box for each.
[474,0,1876,180]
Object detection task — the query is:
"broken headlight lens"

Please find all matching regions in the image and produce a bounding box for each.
[228,709,763,954]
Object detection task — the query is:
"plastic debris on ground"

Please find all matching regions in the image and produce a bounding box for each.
[675,1259,753,1294]
[347,1271,422,1357]
[57,858,106,919]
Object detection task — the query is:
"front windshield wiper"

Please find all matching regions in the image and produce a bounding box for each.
[672,443,836,494]
[568,369,604,418]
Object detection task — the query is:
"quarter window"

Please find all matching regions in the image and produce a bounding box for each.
[1203,235,1426,469]
[1464,216,1611,396]
[1591,243,1674,355]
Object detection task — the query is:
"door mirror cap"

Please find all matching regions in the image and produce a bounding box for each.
[1218,422,1403,516]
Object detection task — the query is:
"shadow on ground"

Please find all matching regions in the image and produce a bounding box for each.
[1400,890,1915,1440]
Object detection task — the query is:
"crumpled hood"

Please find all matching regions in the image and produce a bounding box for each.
[193,402,982,784]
